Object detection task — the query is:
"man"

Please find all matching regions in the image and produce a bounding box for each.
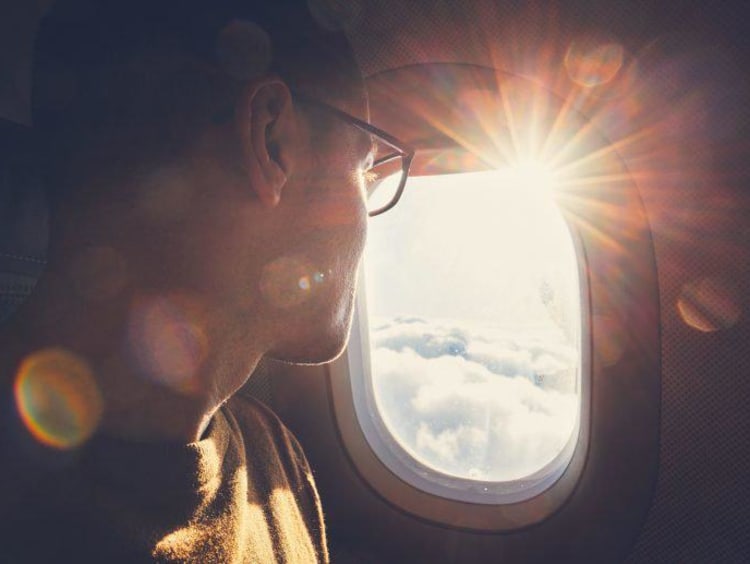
[0,0,410,561]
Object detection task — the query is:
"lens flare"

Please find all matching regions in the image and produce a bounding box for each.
[565,37,625,88]
[260,255,323,309]
[128,294,209,394]
[677,277,741,333]
[14,348,103,449]
[508,161,558,195]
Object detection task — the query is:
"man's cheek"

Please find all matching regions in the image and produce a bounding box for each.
[259,254,329,310]
[303,183,365,229]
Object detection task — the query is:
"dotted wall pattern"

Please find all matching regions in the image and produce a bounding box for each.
[625,145,750,563]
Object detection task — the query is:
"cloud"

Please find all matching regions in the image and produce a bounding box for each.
[370,318,579,481]
[374,320,469,359]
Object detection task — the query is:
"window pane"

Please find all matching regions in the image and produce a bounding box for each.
[364,168,581,482]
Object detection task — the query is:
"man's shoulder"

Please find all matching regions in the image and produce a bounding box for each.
[225,395,328,562]
[224,392,294,446]
[223,393,311,484]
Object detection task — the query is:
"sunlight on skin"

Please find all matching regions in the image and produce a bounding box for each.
[259,255,328,309]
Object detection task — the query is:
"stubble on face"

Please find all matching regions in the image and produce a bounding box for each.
[257,104,369,364]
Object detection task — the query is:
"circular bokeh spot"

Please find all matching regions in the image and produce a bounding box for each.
[260,255,319,309]
[565,35,625,88]
[677,277,741,333]
[14,348,103,450]
[128,294,209,394]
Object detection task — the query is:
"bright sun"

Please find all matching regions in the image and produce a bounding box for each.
[366,161,576,326]
[507,161,558,196]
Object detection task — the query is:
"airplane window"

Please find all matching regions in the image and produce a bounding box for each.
[346,163,583,501]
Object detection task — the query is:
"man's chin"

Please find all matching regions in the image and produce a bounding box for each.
[266,332,350,366]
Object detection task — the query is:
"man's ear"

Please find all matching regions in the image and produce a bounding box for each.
[236,78,296,208]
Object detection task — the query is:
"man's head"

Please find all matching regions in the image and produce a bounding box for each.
[32,0,372,396]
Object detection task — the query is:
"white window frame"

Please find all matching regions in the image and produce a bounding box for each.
[324,61,660,539]
[329,219,591,530]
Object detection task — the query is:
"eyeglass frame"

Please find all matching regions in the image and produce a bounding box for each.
[292,93,415,217]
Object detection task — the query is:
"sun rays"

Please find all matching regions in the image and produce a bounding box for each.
[364,0,746,275]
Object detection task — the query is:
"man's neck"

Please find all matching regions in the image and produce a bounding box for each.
[1,268,260,444]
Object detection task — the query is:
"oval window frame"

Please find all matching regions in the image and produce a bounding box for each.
[328,64,660,532]
[330,216,589,528]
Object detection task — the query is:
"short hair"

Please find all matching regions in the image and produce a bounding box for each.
[32,0,363,205]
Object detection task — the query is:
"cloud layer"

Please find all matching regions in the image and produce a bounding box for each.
[371,317,579,481]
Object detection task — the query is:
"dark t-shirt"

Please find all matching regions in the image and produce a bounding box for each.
[0,395,328,563]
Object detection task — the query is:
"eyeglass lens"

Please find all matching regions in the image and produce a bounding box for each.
[363,135,406,216]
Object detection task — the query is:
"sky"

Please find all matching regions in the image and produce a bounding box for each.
[362,169,581,481]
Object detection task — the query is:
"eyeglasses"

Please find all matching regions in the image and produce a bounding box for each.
[294,95,415,217]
